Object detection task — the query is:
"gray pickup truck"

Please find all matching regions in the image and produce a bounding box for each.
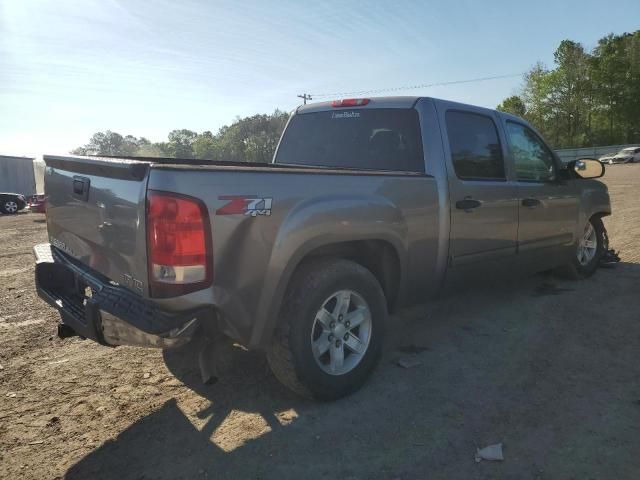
[34,96,610,399]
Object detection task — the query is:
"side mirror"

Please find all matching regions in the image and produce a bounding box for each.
[567,158,605,179]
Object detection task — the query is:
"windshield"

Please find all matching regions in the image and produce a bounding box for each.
[274,108,424,172]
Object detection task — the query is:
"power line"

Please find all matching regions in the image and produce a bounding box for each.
[297,93,313,104]
[309,73,524,99]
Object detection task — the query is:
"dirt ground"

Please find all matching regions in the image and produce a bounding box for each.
[2,165,640,480]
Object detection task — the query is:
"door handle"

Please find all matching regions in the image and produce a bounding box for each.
[521,198,541,208]
[72,176,90,201]
[455,197,482,212]
[73,179,85,194]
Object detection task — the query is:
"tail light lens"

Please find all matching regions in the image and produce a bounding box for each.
[147,190,212,297]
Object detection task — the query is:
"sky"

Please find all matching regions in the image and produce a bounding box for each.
[1,0,639,156]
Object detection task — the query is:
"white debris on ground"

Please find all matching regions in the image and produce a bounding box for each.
[475,443,504,462]
[396,358,422,369]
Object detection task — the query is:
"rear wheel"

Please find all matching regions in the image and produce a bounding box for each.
[557,216,605,279]
[267,258,386,400]
[1,200,19,214]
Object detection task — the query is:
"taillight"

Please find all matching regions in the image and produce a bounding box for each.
[331,98,370,107]
[147,190,212,297]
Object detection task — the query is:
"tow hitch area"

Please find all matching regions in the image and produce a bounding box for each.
[34,243,206,348]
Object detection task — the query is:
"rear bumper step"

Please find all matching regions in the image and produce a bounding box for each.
[34,243,206,348]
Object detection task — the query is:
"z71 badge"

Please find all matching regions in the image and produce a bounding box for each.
[217,196,273,216]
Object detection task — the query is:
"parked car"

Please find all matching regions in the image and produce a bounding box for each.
[599,146,640,164]
[27,193,47,213]
[0,193,27,214]
[33,97,611,400]
[599,152,616,164]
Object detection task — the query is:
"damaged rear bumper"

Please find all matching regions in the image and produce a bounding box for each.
[34,243,207,348]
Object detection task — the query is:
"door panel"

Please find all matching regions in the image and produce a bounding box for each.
[449,181,518,265]
[517,183,577,252]
[437,105,519,280]
[503,121,579,270]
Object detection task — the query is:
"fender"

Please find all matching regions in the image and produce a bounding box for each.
[247,193,408,348]
[575,180,611,237]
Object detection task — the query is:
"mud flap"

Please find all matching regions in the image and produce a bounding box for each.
[197,333,236,385]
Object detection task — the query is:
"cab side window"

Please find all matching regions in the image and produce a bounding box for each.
[445,111,505,181]
[505,122,556,182]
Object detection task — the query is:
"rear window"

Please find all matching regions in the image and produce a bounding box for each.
[274,108,424,172]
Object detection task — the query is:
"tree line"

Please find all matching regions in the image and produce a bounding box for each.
[71,110,289,163]
[497,30,640,148]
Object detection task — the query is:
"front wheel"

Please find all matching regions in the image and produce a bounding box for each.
[1,200,19,214]
[557,216,605,279]
[267,258,387,400]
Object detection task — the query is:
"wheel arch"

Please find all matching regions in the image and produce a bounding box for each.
[292,239,402,310]
[250,237,405,349]
[575,183,611,237]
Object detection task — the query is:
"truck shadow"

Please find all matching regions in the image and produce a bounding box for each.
[65,398,222,479]
[65,344,306,480]
[64,262,640,480]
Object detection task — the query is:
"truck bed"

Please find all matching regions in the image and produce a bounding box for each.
[42,153,441,347]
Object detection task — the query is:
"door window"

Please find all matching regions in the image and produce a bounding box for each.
[505,122,557,182]
[445,111,505,181]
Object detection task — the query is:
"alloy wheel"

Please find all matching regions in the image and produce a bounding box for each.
[4,201,18,213]
[310,290,372,376]
[577,220,597,266]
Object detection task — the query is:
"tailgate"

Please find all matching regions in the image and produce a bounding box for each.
[44,155,150,296]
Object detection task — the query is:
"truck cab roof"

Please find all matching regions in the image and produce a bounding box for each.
[297,96,518,120]
[297,96,421,114]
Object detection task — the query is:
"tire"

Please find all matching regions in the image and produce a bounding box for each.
[1,200,19,214]
[557,216,605,279]
[267,258,387,400]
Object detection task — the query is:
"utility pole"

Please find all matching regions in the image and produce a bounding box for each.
[297,93,312,105]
